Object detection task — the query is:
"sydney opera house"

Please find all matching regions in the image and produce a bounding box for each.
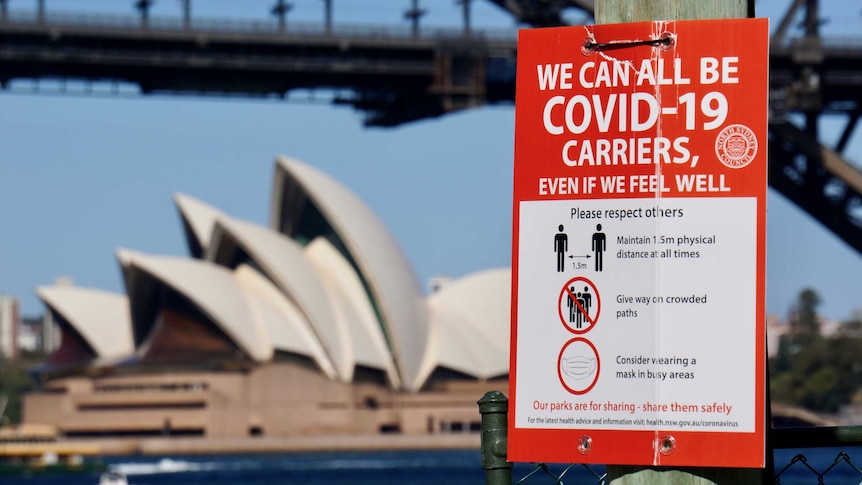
[23,156,510,440]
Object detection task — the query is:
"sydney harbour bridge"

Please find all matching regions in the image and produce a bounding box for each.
[1,0,861,256]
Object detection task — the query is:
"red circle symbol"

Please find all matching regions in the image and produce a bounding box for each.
[558,276,601,334]
[558,337,600,395]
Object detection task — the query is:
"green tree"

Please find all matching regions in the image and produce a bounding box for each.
[0,352,45,425]
[770,288,862,413]
[791,288,822,344]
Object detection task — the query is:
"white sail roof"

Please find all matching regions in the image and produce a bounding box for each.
[208,215,351,381]
[422,268,511,382]
[36,286,134,361]
[305,237,401,388]
[270,156,428,390]
[40,156,514,393]
[117,249,272,362]
[173,193,224,258]
[232,263,338,380]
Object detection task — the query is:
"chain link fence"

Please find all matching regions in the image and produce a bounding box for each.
[480,391,862,484]
[773,451,862,484]
[512,463,607,484]
[507,453,862,485]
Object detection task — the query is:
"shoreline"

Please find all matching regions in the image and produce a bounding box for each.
[45,433,481,456]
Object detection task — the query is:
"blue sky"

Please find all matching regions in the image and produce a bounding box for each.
[1,1,861,322]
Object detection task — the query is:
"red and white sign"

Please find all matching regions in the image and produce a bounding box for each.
[509,18,768,468]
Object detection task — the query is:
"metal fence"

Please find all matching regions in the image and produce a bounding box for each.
[479,391,862,484]
[773,452,862,484]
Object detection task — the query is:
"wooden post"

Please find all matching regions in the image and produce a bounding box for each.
[596,1,750,22]
[595,1,766,484]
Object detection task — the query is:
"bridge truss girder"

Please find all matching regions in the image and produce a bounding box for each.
[769,119,862,254]
[484,0,593,26]
[2,1,862,253]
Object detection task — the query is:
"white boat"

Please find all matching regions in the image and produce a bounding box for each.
[99,470,128,485]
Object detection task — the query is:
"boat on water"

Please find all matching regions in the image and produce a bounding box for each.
[0,424,106,476]
[99,470,128,485]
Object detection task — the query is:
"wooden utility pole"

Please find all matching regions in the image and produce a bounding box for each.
[596,1,765,484]
[596,1,750,22]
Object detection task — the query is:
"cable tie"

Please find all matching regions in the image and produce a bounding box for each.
[581,32,675,55]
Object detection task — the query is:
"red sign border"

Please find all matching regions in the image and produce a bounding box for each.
[508,17,769,468]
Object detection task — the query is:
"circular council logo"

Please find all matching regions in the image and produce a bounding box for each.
[715,124,758,169]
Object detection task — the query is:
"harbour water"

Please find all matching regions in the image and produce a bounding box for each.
[7,447,861,484]
[9,450,492,485]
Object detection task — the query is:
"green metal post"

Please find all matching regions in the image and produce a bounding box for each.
[478,391,512,485]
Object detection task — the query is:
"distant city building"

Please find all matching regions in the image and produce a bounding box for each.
[24,156,510,439]
[40,312,60,354]
[820,317,842,337]
[0,294,20,361]
[765,312,853,358]
[766,314,787,358]
[18,315,44,353]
